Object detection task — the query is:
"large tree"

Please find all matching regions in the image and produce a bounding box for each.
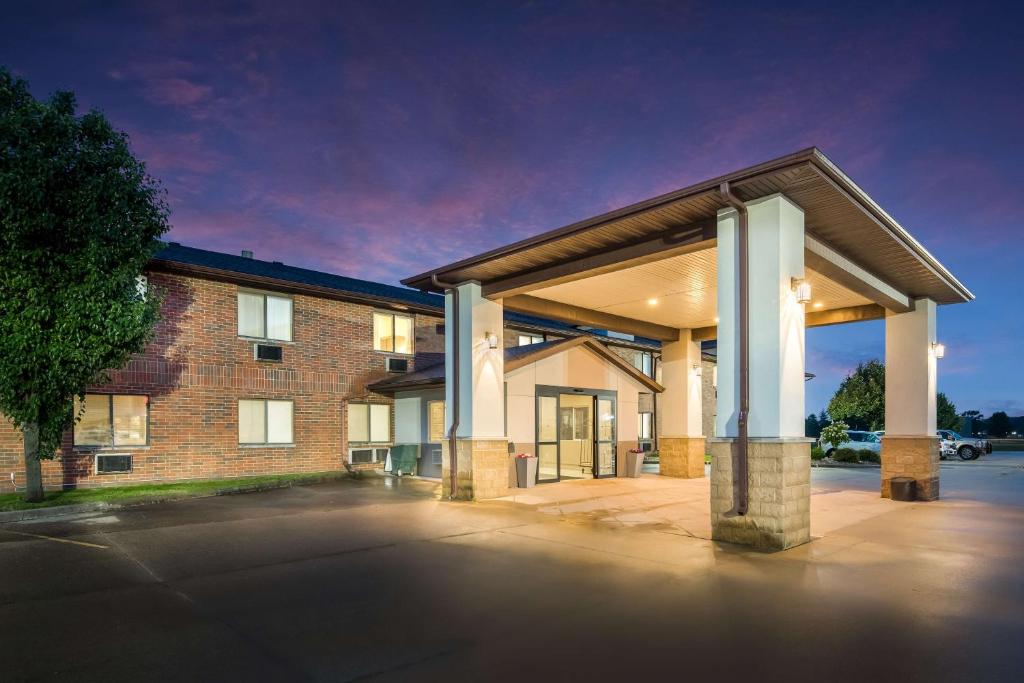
[827,360,886,431]
[936,392,959,431]
[0,69,168,501]
[987,411,1012,438]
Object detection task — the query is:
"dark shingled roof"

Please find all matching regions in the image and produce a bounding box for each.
[151,243,445,310]
[151,242,663,351]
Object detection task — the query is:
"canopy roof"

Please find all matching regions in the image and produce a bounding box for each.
[404,148,972,314]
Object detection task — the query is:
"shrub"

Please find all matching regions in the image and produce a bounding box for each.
[858,449,880,463]
[820,421,851,451]
[832,447,860,463]
[811,446,825,460]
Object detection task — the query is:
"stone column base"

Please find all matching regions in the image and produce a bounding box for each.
[710,438,811,551]
[881,436,940,501]
[441,438,509,501]
[659,436,706,478]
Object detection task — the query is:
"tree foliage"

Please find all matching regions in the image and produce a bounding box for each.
[987,411,1012,438]
[0,68,168,473]
[936,392,959,431]
[827,360,886,431]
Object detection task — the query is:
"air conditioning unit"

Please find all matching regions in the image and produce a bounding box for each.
[254,343,283,362]
[384,357,408,373]
[96,454,132,474]
[349,447,389,464]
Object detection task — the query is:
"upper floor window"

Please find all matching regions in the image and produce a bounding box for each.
[74,394,149,447]
[518,333,544,346]
[348,403,391,444]
[238,290,292,341]
[239,399,294,445]
[373,312,413,354]
[633,351,654,378]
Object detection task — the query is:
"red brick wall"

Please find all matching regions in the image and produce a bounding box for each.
[0,271,445,492]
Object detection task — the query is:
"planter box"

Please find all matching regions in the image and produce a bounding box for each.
[515,457,538,488]
[625,451,644,478]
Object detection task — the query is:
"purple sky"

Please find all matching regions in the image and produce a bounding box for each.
[4,1,1023,416]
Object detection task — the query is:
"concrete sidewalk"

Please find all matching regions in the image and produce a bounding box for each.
[495,472,906,541]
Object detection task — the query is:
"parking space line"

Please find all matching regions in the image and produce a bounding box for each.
[0,529,108,549]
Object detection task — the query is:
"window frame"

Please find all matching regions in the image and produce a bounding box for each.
[347,402,392,445]
[372,311,414,355]
[427,400,446,443]
[73,393,151,449]
[517,333,545,346]
[237,289,294,342]
[238,398,295,446]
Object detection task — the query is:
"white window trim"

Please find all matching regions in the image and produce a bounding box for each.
[373,311,414,355]
[238,399,295,446]
[237,289,294,343]
[348,402,392,445]
[73,393,150,449]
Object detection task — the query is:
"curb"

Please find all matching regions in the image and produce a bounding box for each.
[0,471,353,523]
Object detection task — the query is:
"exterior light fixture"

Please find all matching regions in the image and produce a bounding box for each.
[692,363,702,377]
[932,342,945,359]
[791,278,812,304]
[485,332,499,349]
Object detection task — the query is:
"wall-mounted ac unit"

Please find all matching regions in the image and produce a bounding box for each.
[96,454,132,474]
[254,343,283,362]
[349,447,389,464]
[384,357,408,373]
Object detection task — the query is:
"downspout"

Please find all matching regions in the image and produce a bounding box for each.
[431,275,460,500]
[719,181,749,516]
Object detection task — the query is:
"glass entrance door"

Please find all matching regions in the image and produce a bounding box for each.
[535,387,617,483]
[558,394,593,480]
[536,395,559,483]
[595,396,616,477]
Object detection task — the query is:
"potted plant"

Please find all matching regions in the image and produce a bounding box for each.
[514,453,538,488]
[625,447,645,478]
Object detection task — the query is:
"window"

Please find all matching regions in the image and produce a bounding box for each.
[238,399,294,445]
[74,394,149,447]
[428,400,445,442]
[632,352,654,377]
[373,312,413,354]
[348,403,391,444]
[238,291,292,341]
[638,412,653,440]
[518,333,544,346]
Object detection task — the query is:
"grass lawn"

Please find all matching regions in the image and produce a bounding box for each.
[0,471,349,512]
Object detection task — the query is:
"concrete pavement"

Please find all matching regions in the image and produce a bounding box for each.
[1,458,1022,682]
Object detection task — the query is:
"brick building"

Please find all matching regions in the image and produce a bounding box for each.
[0,243,673,493]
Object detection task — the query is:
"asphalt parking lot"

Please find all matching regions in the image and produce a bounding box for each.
[1,453,1022,682]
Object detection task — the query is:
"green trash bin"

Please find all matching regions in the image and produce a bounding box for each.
[389,444,418,476]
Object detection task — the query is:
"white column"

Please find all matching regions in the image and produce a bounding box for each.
[884,298,937,435]
[660,329,702,437]
[445,282,505,439]
[715,193,806,438]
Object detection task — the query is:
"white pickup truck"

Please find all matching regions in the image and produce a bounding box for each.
[937,429,992,461]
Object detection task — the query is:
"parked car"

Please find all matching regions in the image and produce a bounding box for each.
[824,430,881,457]
[937,429,990,461]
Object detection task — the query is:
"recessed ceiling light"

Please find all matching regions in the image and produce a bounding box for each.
[813,302,824,309]
[647,298,658,305]
[714,317,720,323]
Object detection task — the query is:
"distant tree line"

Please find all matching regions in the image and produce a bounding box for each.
[805,359,1021,438]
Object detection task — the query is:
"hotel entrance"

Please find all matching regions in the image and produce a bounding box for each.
[535,386,616,483]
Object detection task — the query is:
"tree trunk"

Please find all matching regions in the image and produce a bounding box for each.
[23,422,44,503]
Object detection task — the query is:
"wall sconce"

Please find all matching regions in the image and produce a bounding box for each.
[791,277,812,304]
[485,332,499,349]
[692,363,702,377]
[932,342,945,359]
